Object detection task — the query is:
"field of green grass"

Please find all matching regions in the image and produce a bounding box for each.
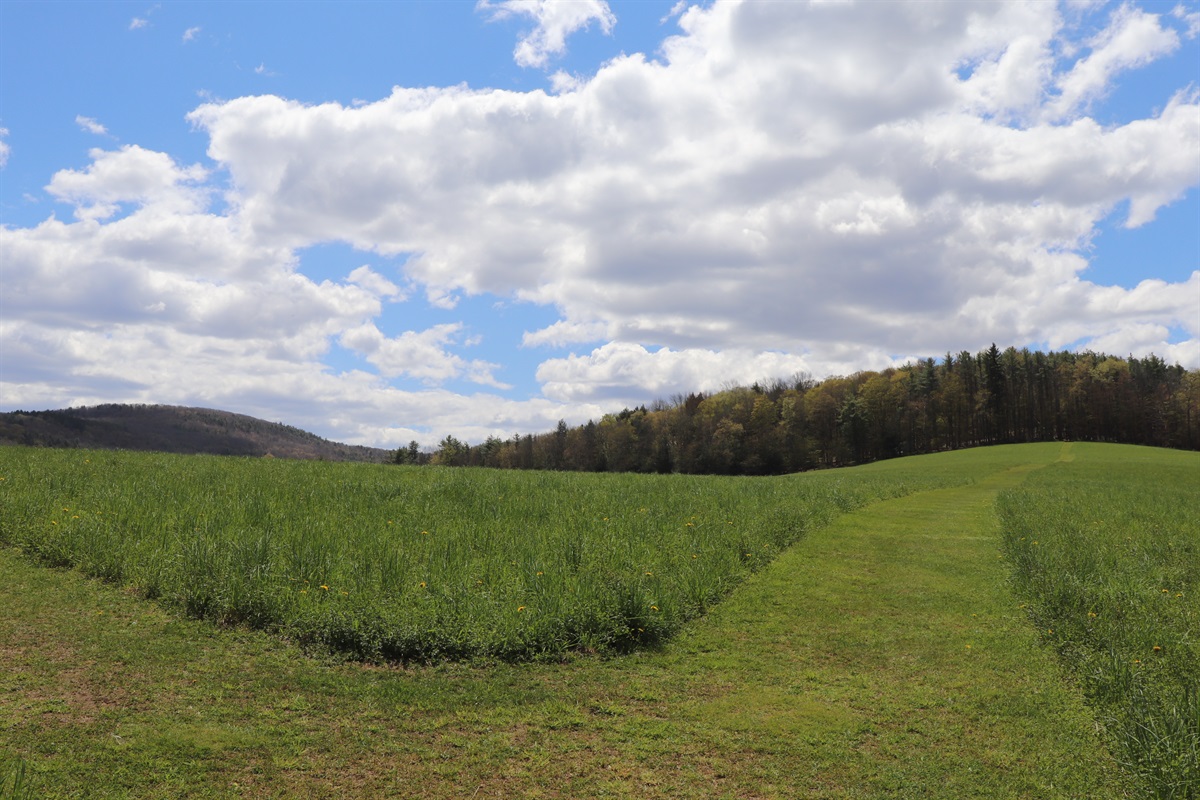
[0,447,968,662]
[1,442,1195,797]
[997,443,1199,798]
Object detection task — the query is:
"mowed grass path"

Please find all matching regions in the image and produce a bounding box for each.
[3,444,1124,797]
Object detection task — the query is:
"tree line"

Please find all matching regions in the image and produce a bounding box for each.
[398,346,1200,475]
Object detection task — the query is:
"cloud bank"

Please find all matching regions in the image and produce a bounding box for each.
[2,0,1197,446]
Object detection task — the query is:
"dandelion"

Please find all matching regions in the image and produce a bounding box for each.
[536,571,544,576]
[320,585,329,591]
[692,554,698,559]
[644,571,653,576]
[517,606,526,612]
[1088,612,1097,618]
[419,581,427,588]
[1162,589,1170,594]
[1153,645,1162,652]
[421,530,429,535]
[341,591,348,596]
[650,606,659,611]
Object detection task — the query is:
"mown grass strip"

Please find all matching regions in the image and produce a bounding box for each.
[651,443,1125,797]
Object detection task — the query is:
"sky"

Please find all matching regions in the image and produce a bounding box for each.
[1,0,1198,449]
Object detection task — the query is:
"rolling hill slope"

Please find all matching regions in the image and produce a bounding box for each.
[0,404,391,462]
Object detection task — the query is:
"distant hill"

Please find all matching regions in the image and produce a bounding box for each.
[0,404,394,462]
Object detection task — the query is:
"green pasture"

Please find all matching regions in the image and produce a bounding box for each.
[1,442,1196,797]
[998,443,1199,797]
[0,447,967,662]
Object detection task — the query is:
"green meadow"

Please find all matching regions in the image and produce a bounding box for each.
[1,442,1196,797]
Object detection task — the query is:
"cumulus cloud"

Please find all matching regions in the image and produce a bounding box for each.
[3,0,1198,442]
[339,322,509,388]
[183,1,1197,387]
[1174,4,1200,38]
[47,145,208,219]
[346,265,405,300]
[1048,3,1181,119]
[75,115,109,136]
[537,343,815,404]
[478,0,616,67]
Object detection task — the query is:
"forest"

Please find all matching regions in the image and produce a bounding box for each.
[408,346,1200,475]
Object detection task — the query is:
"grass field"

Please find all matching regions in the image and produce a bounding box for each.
[1,442,1195,797]
[997,443,1199,798]
[0,447,969,662]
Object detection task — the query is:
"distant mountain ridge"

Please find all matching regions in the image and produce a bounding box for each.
[0,404,393,462]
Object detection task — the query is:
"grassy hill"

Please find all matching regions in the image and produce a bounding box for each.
[0,404,391,462]
[1,442,1195,797]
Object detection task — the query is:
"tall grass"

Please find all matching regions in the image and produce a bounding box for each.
[0,446,954,662]
[997,444,1200,799]
[0,755,34,800]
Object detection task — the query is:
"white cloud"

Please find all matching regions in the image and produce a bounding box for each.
[662,1,688,24]
[346,265,405,300]
[537,343,811,404]
[0,127,9,168]
[522,319,610,347]
[3,0,1198,446]
[183,0,1197,382]
[75,115,108,136]
[1048,3,1180,120]
[1173,3,1200,38]
[339,322,509,388]
[129,17,148,31]
[47,145,208,219]
[182,26,201,42]
[478,0,617,68]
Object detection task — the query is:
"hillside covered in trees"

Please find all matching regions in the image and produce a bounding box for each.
[0,404,392,462]
[422,347,1200,474]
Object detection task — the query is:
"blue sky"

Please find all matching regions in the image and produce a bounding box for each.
[2,0,1198,447]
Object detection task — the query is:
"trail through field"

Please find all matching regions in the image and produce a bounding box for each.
[631,449,1122,797]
